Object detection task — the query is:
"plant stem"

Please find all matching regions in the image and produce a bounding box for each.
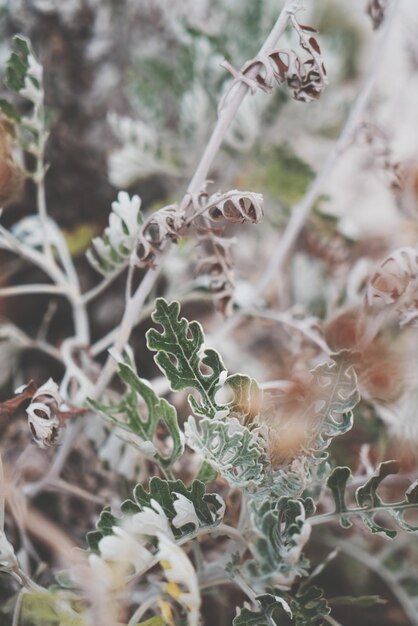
[256,0,399,294]
[183,0,296,205]
[309,501,418,526]
[92,0,297,397]
[94,266,160,397]
[0,284,66,297]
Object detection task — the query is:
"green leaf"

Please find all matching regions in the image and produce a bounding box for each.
[195,459,218,483]
[326,466,352,529]
[146,299,227,418]
[233,591,292,626]
[89,356,183,471]
[324,461,418,538]
[234,587,329,626]
[88,477,225,549]
[0,98,20,122]
[227,373,263,424]
[86,506,117,553]
[356,461,418,537]
[246,497,314,586]
[5,35,31,93]
[21,591,85,626]
[185,415,267,489]
[137,617,167,626]
[130,476,224,533]
[286,587,330,626]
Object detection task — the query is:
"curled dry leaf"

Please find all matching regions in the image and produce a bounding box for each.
[366,0,387,30]
[25,378,86,449]
[135,203,185,268]
[26,378,63,449]
[187,189,263,316]
[0,380,37,418]
[236,18,327,103]
[205,190,264,224]
[366,248,418,325]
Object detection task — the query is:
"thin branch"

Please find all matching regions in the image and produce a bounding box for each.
[0,449,5,530]
[93,266,161,397]
[182,0,296,205]
[25,0,304,494]
[81,263,127,304]
[309,502,418,527]
[257,0,399,294]
[245,307,331,354]
[336,539,418,626]
[0,284,66,298]
[127,595,161,626]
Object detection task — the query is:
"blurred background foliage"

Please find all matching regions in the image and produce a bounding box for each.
[1,1,418,624]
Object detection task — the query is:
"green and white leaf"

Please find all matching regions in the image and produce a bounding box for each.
[1,35,46,153]
[233,586,329,626]
[87,476,224,552]
[233,591,292,626]
[246,497,314,588]
[227,373,263,424]
[305,351,360,458]
[146,299,228,418]
[86,191,143,275]
[185,415,267,489]
[325,461,418,538]
[89,353,183,471]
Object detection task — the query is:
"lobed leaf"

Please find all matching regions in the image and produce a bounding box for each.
[89,357,183,471]
[185,415,267,489]
[86,191,143,276]
[87,477,225,551]
[306,351,360,457]
[246,497,314,587]
[146,298,227,418]
[325,461,418,538]
[234,586,329,626]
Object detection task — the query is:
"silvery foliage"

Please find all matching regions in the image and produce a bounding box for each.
[82,297,416,626]
[86,191,143,275]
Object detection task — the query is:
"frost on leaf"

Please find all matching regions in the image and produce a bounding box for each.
[89,355,183,471]
[86,191,143,275]
[326,461,418,538]
[185,416,267,489]
[146,298,228,418]
[245,497,314,588]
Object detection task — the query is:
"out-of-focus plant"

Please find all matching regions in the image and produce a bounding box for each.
[1,2,418,626]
